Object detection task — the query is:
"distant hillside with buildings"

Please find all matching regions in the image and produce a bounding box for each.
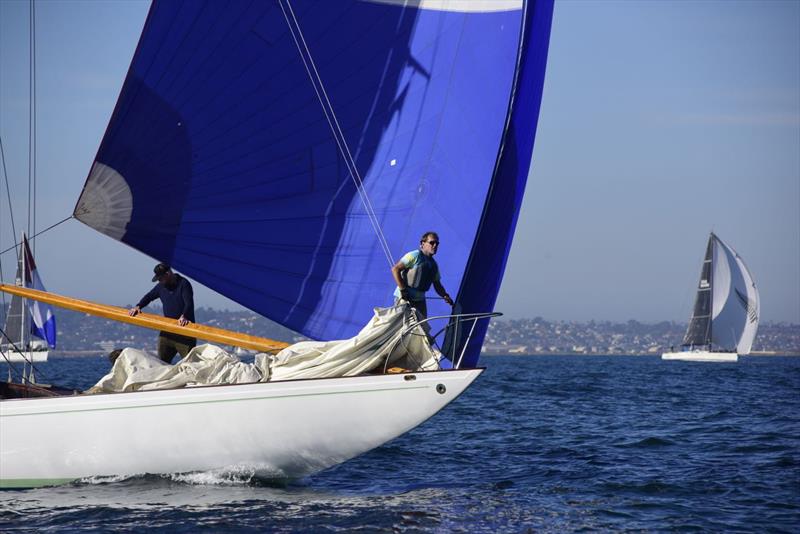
[482,317,798,356]
[2,306,798,356]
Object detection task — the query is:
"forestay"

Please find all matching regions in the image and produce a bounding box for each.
[74,0,554,367]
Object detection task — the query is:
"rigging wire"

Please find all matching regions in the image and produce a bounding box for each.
[0,324,41,384]
[278,0,395,268]
[27,0,33,248]
[29,0,37,256]
[0,136,20,314]
[0,215,73,257]
[1,0,49,387]
[0,138,19,251]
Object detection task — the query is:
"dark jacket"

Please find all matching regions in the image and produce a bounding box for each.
[136,274,195,322]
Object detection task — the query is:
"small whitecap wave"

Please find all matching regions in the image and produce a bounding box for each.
[170,464,290,487]
[76,473,142,485]
[72,464,291,489]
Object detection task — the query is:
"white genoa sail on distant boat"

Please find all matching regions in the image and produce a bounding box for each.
[662,233,759,362]
[1,0,555,488]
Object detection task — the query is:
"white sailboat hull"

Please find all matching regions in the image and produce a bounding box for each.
[0,369,481,488]
[661,351,738,362]
[2,349,48,363]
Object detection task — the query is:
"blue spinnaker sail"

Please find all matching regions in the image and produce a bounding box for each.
[75,0,553,365]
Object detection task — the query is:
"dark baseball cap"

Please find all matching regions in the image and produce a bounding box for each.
[152,263,171,282]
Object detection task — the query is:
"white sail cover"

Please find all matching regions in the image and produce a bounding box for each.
[87,304,439,394]
[710,235,760,354]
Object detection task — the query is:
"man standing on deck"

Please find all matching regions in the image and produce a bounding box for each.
[391,231,454,319]
[129,263,196,363]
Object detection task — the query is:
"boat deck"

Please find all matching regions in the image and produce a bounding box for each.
[0,381,81,400]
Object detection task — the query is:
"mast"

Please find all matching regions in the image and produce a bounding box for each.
[0,245,23,355]
[20,235,25,347]
[20,233,30,380]
[707,232,715,349]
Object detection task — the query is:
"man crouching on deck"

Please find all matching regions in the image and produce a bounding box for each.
[392,231,454,320]
[129,263,196,363]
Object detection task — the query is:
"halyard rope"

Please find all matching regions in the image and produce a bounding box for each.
[278,0,395,268]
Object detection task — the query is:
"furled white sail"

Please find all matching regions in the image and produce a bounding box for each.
[87,304,439,394]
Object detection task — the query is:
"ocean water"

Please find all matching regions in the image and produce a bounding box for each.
[1,355,798,532]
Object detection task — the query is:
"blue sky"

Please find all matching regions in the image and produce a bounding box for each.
[1,0,798,324]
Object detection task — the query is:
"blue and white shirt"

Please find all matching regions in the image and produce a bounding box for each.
[393,250,440,301]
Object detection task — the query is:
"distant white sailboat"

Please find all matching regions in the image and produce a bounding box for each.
[1,235,56,364]
[662,233,759,362]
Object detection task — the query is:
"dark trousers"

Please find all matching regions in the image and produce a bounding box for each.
[395,297,427,319]
[157,332,196,363]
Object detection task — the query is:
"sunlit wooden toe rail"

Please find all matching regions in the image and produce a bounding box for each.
[0,284,290,354]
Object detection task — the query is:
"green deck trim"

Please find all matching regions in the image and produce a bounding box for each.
[1,384,429,418]
[0,478,75,489]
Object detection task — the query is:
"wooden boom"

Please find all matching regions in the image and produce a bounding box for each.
[0,284,290,354]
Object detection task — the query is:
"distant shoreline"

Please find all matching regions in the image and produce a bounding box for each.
[481,351,800,357]
[45,350,800,359]
[8,307,796,358]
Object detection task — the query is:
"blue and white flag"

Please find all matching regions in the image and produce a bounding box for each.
[23,235,57,348]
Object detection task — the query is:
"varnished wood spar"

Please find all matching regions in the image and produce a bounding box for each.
[0,284,290,354]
